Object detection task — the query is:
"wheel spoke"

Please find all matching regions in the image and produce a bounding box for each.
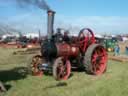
[30,55,43,76]
[57,61,66,79]
[53,57,71,80]
[78,28,95,52]
[100,57,105,64]
[92,63,97,72]
[57,67,64,79]
[90,46,107,75]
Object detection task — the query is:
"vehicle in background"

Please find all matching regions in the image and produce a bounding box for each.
[96,37,118,52]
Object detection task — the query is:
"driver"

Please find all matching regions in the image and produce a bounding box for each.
[63,31,70,43]
[55,28,63,42]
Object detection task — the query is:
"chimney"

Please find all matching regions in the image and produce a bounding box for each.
[47,10,55,39]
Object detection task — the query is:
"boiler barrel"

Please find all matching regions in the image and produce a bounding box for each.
[41,41,79,59]
[56,43,79,57]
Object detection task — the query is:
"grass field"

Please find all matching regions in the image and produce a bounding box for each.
[0,48,128,96]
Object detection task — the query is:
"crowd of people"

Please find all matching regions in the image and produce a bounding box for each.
[114,44,128,56]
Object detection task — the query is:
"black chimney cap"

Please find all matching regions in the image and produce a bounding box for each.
[47,10,56,14]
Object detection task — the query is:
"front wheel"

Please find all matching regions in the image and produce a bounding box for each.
[28,55,43,76]
[53,57,71,80]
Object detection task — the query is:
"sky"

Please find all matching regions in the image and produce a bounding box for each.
[0,0,128,35]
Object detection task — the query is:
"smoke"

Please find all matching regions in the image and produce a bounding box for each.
[17,0,51,11]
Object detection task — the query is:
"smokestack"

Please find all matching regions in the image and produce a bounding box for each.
[47,10,55,39]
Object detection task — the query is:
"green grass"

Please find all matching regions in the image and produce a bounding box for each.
[0,48,128,96]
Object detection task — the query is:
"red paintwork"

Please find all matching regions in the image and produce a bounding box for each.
[56,59,71,80]
[78,28,96,53]
[91,46,107,75]
[33,63,43,76]
[56,43,79,58]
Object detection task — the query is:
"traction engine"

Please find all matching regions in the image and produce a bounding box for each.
[28,10,107,80]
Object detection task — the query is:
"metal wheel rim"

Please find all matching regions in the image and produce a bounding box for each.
[53,57,71,80]
[31,55,43,76]
[78,28,95,52]
[91,46,107,75]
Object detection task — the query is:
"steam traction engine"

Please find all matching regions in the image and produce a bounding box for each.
[28,10,107,80]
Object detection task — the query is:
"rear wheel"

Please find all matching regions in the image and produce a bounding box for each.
[53,57,71,80]
[84,44,107,75]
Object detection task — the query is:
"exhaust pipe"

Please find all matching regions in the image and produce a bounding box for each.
[47,10,55,39]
